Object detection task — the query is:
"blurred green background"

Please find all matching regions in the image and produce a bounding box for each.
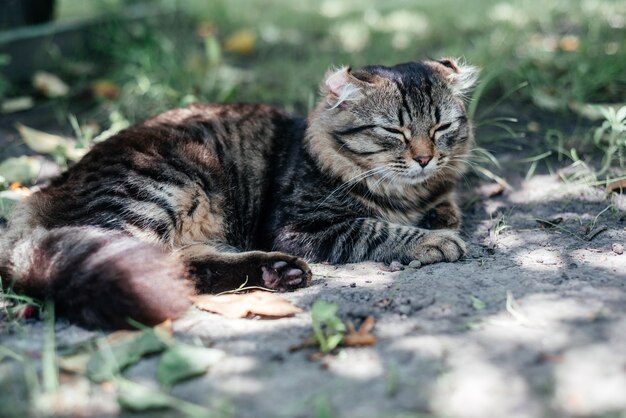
[0,0,625,182]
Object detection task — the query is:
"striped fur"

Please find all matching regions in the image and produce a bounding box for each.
[0,59,476,328]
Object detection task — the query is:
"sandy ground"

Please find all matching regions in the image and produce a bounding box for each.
[1,169,625,418]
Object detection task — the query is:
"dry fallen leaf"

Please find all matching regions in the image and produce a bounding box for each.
[1,96,34,113]
[92,80,120,101]
[343,316,377,347]
[559,35,579,52]
[191,291,302,319]
[223,29,256,55]
[343,333,377,347]
[33,71,69,98]
[15,123,88,162]
[291,316,378,354]
[607,179,626,194]
[16,123,66,153]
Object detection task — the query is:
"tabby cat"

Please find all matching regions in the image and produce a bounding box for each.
[0,58,478,329]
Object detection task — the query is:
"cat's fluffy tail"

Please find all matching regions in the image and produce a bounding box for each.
[0,225,192,329]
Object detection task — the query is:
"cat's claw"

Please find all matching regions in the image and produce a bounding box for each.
[261,258,311,291]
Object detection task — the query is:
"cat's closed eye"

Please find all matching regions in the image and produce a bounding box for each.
[430,123,453,139]
[380,126,403,135]
[435,123,452,133]
[378,126,411,142]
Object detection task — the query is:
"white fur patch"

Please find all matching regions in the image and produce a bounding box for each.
[324,66,364,109]
[446,58,480,97]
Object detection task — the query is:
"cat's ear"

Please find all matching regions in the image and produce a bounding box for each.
[429,58,479,97]
[322,66,365,109]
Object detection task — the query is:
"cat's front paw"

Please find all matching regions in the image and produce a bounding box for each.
[413,230,466,265]
[261,253,312,291]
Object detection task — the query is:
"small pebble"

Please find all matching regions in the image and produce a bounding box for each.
[397,305,412,315]
[270,353,285,362]
[408,295,435,310]
[612,243,624,255]
[408,260,422,269]
[388,260,405,272]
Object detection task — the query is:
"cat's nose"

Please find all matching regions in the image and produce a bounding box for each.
[414,155,432,168]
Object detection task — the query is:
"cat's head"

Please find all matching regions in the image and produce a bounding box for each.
[307,58,479,187]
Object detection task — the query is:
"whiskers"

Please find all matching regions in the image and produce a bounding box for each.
[363,168,405,211]
[433,153,475,186]
[315,166,388,209]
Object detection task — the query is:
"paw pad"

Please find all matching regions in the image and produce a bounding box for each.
[261,258,311,291]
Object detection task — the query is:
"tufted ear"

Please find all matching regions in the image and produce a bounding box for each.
[321,66,365,109]
[429,57,480,97]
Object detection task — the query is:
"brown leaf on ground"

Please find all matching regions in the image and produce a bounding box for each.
[343,333,377,347]
[343,316,377,347]
[190,291,303,319]
[223,30,256,55]
[92,80,120,101]
[607,179,626,194]
[358,316,376,334]
[291,316,377,355]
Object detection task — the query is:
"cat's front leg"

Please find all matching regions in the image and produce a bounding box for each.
[419,197,461,230]
[276,218,466,265]
[411,228,466,265]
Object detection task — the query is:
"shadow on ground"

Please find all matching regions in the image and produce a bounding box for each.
[1,168,624,418]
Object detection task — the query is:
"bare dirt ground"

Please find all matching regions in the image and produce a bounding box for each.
[1,167,625,418]
[1,106,626,418]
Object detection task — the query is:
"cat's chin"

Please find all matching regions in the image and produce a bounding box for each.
[395,172,432,185]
